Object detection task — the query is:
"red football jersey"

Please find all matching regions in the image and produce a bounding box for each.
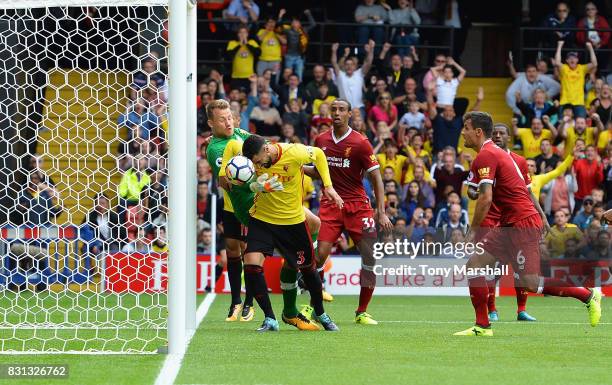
[467,140,538,226]
[314,127,379,203]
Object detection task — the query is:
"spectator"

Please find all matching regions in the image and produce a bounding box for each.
[592,86,612,128]
[431,57,466,108]
[256,17,285,78]
[304,64,339,104]
[527,149,574,202]
[81,193,123,254]
[515,89,559,128]
[559,115,601,157]
[197,227,213,253]
[377,138,408,185]
[434,191,468,228]
[377,45,407,97]
[393,77,426,117]
[406,207,435,242]
[278,9,316,82]
[312,84,337,116]
[438,203,468,241]
[146,170,167,225]
[585,202,608,229]
[560,238,583,258]
[197,158,211,183]
[433,152,468,205]
[398,101,426,136]
[279,73,306,109]
[573,195,595,229]
[331,41,375,118]
[576,2,610,68]
[540,1,576,47]
[402,180,426,220]
[121,227,151,253]
[279,122,296,143]
[541,159,578,221]
[512,117,555,159]
[545,209,584,258]
[554,40,597,118]
[382,0,421,57]
[224,0,260,27]
[354,0,387,53]
[401,49,422,78]
[505,64,560,117]
[118,156,151,230]
[249,91,282,140]
[393,217,410,241]
[311,102,333,137]
[534,138,560,174]
[573,145,604,213]
[282,99,309,141]
[583,230,611,259]
[17,171,62,226]
[365,78,390,107]
[427,86,482,155]
[368,92,398,136]
[28,154,55,187]
[196,92,213,135]
[226,25,260,90]
[151,227,168,253]
[410,164,435,208]
[385,191,402,223]
[131,57,166,101]
[117,98,156,140]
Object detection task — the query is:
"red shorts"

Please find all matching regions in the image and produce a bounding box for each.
[318,200,377,244]
[480,214,543,275]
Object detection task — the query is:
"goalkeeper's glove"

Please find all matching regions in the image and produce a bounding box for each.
[249,173,284,193]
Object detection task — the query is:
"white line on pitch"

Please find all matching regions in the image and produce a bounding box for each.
[154,293,216,385]
[379,320,612,325]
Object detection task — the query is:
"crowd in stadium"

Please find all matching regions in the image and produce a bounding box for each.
[99,0,611,267]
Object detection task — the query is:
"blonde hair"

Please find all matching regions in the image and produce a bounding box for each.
[205,99,230,119]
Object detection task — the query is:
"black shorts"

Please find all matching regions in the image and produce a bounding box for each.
[245,216,314,270]
[222,210,247,241]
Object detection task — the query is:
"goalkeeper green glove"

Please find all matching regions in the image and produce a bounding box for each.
[249,173,284,193]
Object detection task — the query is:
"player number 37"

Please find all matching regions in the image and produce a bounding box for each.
[361,217,375,229]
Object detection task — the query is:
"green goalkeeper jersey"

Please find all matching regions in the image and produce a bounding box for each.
[205,128,254,225]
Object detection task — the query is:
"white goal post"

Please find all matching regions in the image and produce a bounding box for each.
[0,0,197,354]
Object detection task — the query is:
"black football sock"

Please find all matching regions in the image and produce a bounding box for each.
[244,264,275,319]
[301,269,325,317]
[226,257,243,305]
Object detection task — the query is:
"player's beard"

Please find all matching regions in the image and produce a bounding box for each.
[263,157,272,168]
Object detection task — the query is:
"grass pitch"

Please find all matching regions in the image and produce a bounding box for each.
[0,294,610,385]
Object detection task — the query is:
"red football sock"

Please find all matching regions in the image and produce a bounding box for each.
[486,280,497,313]
[357,286,374,313]
[469,277,490,328]
[541,278,591,302]
[515,286,528,313]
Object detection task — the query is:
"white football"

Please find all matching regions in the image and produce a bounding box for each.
[225,155,255,185]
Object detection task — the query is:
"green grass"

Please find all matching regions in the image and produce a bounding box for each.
[0,294,609,385]
[176,294,611,385]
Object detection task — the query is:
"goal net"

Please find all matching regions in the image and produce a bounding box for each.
[0,0,192,354]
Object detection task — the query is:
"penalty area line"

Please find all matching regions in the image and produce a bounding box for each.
[154,293,216,385]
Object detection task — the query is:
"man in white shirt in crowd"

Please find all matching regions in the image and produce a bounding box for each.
[331,40,375,118]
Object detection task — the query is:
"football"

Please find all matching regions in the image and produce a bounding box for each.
[225,155,255,185]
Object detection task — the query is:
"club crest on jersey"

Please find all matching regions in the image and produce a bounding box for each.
[370,154,377,162]
[478,167,490,178]
[344,147,352,157]
[283,165,289,172]
[215,157,223,167]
